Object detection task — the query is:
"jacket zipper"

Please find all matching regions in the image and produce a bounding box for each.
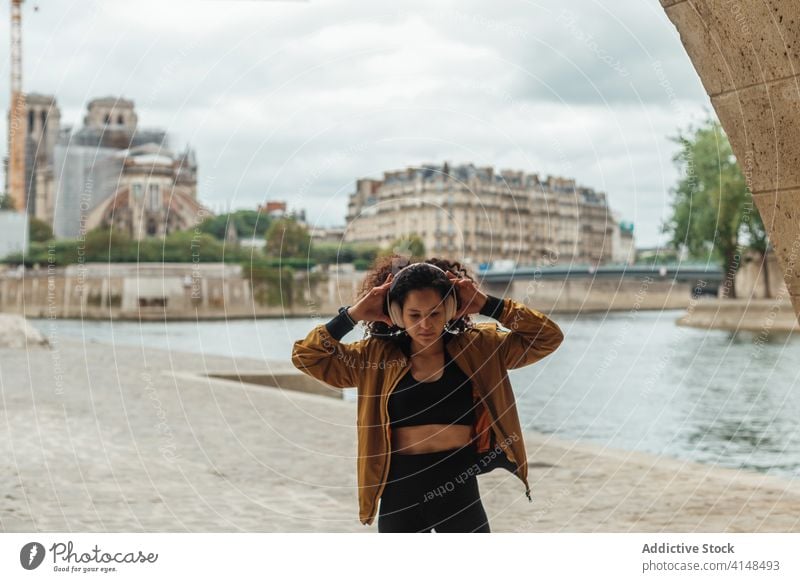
[370,363,409,521]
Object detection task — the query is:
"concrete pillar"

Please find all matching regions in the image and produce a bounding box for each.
[662,0,800,321]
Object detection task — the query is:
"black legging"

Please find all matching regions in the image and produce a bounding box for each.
[378,441,491,533]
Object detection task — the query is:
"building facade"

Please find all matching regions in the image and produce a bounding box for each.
[4,94,210,240]
[610,213,636,265]
[85,143,206,240]
[344,162,630,266]
[257,199,307,223]
[2,93,61,223]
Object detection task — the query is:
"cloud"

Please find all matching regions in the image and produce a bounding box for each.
[0,0,712,247]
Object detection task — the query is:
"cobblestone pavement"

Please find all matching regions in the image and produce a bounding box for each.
[1,339,798,532]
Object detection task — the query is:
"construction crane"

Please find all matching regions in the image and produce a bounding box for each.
[8,0,25,212]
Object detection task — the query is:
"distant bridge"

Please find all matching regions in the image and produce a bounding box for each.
[478,263,723,295]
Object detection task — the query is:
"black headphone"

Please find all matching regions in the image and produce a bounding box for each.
[385,262,458,331]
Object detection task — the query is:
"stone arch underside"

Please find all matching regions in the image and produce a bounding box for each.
[662,0,800,322]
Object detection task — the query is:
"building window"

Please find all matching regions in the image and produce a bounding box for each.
[148,184,161,210]
[132,183,142,200]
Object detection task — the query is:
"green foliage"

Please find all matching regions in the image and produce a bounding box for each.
[29,217,54,242]
[198,210,272,241]
[152,230,228,262]
[309,241,380,265]
[3,240,79,266]
[234,210,273,239]
[265,217,311,259]
[309,242,345,264]
[83,227,137,261]
[242,259,318,307]
[351,242,381,262]
[243,263,295,307]
[379,233,426,260]
[3,226,254,265]
[241,257,315,270]
[661,117,763,298]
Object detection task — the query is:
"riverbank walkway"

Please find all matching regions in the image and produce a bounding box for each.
[2,339,798,532]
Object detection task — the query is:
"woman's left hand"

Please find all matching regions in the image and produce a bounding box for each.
[446,272,488,320]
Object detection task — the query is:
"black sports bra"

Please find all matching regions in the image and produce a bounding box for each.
[388,350,476,429]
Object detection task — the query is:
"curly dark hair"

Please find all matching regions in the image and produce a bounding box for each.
[355,254,478,354]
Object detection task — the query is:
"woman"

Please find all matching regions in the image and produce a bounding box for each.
[291,255,564,532]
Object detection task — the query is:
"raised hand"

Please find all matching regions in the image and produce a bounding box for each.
[347,273,395,326]
[446,271,488,321]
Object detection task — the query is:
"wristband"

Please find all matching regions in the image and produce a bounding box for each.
[325,306,357,341]
[479,294,504,319]
[340,305,357,326]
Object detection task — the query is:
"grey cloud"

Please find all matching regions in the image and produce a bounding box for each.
[0,0,711,248]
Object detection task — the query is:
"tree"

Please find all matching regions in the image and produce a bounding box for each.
[235,209,273,240]
[154,229,229,262]
[661,117,759,299]
[198,210,272,241]
[29,217,54,242]
[83,227,136,262]
[380,233,426,261]
[309,241,380,266]
[743,199,771,298]
[264,217,311,259]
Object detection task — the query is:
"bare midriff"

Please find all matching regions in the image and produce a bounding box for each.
[391,424,473,454]
[389,345,475,454]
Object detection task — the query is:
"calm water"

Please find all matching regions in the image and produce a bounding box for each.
[31,309,800,479]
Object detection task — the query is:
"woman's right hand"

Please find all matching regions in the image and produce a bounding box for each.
[348,273,394,326]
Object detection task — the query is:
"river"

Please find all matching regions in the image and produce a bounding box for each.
[30,309,800,479]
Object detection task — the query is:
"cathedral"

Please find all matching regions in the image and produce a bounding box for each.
[4,94,212,240]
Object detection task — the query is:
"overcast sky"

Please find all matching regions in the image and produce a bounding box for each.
[0,0,713,247]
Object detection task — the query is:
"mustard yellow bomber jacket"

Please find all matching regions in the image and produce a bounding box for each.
[291,295,565,526]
